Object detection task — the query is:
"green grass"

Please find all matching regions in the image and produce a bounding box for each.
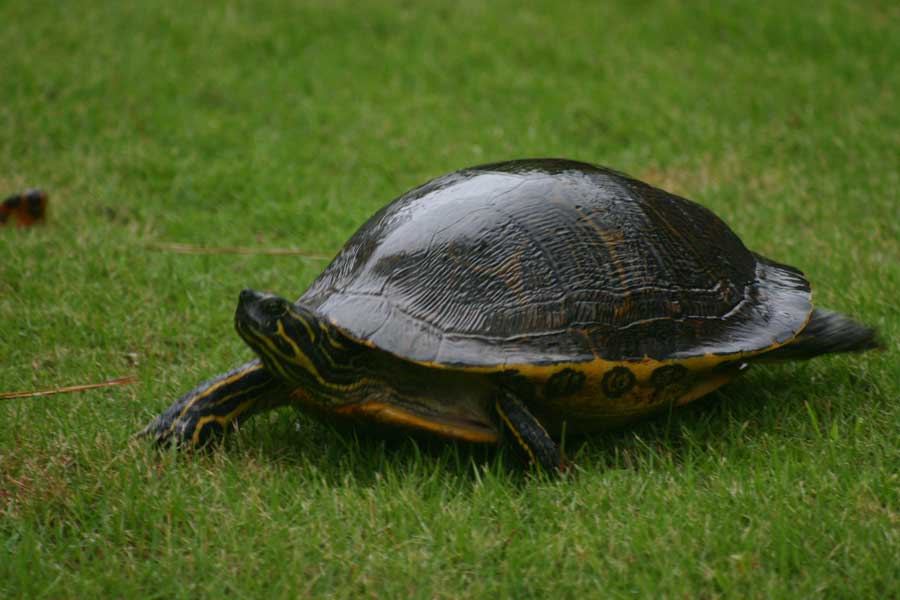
[2,0,898,597]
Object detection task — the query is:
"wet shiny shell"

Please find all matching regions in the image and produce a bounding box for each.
[300,159,811,367]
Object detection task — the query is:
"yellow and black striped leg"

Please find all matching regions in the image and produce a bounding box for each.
[141,359,290,448]
[495,388,564,474]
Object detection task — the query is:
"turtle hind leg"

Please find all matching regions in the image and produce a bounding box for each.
[495,388,565,474]
[141,359,290,448]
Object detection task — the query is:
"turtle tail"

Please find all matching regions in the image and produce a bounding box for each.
[760,309,881,362]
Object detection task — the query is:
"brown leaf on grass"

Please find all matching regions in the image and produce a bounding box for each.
[0,375,138,400]
[0,189,47,226]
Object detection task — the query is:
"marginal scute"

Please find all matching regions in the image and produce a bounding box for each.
[601,367,636,398]
[544,368,586,399]
[300,159,812,366]
[649,364,688,389]
[649,364,691,404]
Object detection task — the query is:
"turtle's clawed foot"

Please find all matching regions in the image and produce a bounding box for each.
[137,400,225,449]
[137,360,287,451]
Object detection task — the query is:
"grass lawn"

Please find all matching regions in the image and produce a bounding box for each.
[1,1,897,597]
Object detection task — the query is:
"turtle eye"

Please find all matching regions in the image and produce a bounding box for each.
[260,298,287,318]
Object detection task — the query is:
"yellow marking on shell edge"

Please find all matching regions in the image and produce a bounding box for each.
[335,401,498,444]
[495,399,537,467]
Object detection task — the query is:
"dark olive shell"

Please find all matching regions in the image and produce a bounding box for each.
[300,159,811,366]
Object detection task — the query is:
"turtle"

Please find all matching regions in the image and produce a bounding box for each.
[143,159,880,472]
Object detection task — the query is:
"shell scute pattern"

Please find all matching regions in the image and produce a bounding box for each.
[302,159,811,367]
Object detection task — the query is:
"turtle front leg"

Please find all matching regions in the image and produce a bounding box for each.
[495,388,566,473]
[141,359,290,448]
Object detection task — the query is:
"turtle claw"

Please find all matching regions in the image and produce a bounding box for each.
[138,410,198,449]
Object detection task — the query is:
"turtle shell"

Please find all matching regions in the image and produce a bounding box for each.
[300,159,811,367]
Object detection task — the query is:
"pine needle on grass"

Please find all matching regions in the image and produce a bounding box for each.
[0,375,138,400]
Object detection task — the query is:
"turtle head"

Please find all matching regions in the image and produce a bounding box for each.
[235,289,293,335]
[234,289,332,388]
